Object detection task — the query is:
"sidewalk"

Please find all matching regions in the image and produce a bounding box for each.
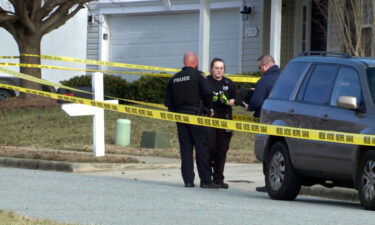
[0,154,359,202]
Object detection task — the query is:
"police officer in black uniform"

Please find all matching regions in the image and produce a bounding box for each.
[207,58,237,189]
[165,52,218,189]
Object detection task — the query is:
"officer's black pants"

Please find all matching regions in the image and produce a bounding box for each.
[209,127,233,183]
[176,122,212,185]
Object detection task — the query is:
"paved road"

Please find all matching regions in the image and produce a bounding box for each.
[85,163,264,192]
[1,167,374,225]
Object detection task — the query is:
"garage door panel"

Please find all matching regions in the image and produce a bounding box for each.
[109,9,239,74]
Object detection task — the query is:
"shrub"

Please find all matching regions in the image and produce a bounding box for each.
[60,75,91,87]
[61,74,168,104]
[60,71,261,104]
[126,76,169,103]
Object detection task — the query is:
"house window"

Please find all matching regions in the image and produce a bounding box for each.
[362,0,373,56]
[363,0,373,26]
[302,5,307,51]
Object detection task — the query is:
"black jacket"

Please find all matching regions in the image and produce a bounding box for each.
[207,75,237,119]
[165,67,212,115]
[248,65,280,117]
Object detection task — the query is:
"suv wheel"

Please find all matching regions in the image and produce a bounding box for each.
[265,141,301,200]
[357,151,375,210]
[0,89,11,100]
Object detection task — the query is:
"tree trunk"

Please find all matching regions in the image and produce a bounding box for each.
[17,33,43,98]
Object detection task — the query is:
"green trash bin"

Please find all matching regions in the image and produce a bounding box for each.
[115,119,131,147]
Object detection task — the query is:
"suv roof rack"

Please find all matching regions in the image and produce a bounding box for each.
[298,51,352,58]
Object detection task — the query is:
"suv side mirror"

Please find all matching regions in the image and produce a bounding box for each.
[337,96,358,110]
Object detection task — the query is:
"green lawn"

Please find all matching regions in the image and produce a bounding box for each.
[0,210,76,225]
[0,105,257,162]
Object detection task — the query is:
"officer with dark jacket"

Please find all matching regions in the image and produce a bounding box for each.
[164,52,218,189]
[243,54,280,118]
[243,54,280,193]
[206,58,237,189]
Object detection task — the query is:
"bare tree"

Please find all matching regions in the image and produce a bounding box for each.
[0,0,93,94]
[315,0,374,56]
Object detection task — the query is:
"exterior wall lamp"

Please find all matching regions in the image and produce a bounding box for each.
[88,15,93,23]
[240,4,253,20]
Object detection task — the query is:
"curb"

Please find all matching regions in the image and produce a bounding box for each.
[71,162,181,172]
[0,157,74,172]
[300,185,359,202]
[0,157,180,172]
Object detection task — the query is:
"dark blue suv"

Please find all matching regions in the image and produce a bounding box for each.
[254,52,375,210]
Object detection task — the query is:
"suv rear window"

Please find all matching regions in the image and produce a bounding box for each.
[270,62,309,100]
[367,67,375,103]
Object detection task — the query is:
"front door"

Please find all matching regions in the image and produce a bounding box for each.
[294,0,328,55]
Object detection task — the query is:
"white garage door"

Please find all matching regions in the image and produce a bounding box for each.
[109,9,240,78]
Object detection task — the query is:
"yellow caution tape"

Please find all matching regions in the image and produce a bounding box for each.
[17,54,259,83]
[129,101,259,123]
[122,99,169,109]
[2,83,375,146]
[0,61,259,83]
[227,76,259,83]
[0,66,251,116]
[0,56,19,59]
[21,53,180,73]
[0,66,167,109]
[0,66,77,92]
[0,64,259,121]
[0,62,174,78]
[232,114,259,123]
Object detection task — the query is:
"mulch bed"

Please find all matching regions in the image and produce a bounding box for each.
[0,95,58,111]
[0,146,138,163]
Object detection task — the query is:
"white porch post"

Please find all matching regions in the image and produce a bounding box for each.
[199,0,210,72]
[98,15,110,66]
[270,0,282,65]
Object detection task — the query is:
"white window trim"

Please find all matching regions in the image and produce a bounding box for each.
[238,6,243,73]
[163,0,172,11]
[96,1,241,15]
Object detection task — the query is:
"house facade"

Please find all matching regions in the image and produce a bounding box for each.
[86,0,246,78]
[0,1,371,84]
[88,0,371,76]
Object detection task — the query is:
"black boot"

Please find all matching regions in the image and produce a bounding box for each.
[200,182,220,189]
[255,186,267,192]
[214,181,229,189]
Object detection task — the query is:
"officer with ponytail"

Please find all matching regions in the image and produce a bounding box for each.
[207,58,237,189]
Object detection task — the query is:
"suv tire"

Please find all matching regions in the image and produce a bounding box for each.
[357,151,375,210]
[265,141,301,200]
[0,89,11,100]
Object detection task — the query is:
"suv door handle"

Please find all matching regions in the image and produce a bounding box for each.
[320,113,328,121]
